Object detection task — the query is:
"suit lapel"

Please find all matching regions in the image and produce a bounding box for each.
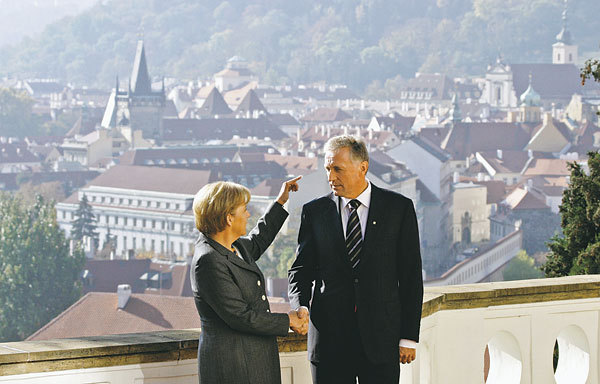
[200,233,260,275]
[361,184,384,265]
[320,193,353,276]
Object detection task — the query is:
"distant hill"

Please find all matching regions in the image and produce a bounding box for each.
[0,0,598,93]
[0,0,97,47]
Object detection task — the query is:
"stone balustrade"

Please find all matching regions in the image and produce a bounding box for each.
[1,275,599,383]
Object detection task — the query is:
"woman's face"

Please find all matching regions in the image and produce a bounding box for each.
[229,204,250,238]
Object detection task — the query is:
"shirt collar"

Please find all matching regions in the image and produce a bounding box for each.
[331,179,371,209]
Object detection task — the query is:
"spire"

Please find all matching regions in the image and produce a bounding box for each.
[115,75,119,93]
[450,93,461,123]
[556,0,573,44]
[130,40,152,95]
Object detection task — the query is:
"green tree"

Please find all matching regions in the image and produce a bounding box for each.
[542,152,600,277]
[0,88,43,138]
[70,194,98,248]
[503,250,544,281]
[0,194,85,341]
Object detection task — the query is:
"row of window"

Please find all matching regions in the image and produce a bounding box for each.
[61,210,194,233]
[105,236,194,257]
[143,157,232,165]
[88,195,184,211]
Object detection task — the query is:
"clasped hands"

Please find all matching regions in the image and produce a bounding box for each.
[287,307,308,335]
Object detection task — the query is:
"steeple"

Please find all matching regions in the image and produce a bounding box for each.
[555,0,572,45]
[552,0,577,64]
[130,40,152,95]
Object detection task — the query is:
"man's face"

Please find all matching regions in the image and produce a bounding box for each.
[324,147,368,198]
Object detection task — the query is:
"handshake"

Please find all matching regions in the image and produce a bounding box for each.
[287,307,309,335]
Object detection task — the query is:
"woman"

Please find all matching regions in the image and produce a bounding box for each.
[190,177,306,384]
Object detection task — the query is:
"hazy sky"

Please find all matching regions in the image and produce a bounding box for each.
[0,0,97,47]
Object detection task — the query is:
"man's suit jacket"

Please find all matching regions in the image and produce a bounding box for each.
[288,183,423,364]
[191,202,290,384]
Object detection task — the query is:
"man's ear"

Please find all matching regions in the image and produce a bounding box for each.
[226,213,233,227]
[360,161,369,175]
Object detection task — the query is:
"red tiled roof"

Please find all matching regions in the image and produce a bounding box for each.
[72,165,211,195]
[523,159,572,177]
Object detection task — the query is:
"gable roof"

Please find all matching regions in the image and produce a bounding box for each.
[198,87,233,116]
[72,165,211,195]
[236,89,267,114]
[511,64,600,101]
[523,158,572,177]
[476,150,532,174]
[502,187,549,210]
[300,108,351,123]
[441,122,530,160]
[0,143,39,164]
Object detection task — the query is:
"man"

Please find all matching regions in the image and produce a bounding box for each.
[288,135,423,383]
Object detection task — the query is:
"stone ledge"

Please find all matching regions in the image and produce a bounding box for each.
[2,275,600,376]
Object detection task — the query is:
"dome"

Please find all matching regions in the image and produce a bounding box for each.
[520,75,541,107]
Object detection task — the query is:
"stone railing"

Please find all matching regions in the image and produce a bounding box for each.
[1,275,600,383]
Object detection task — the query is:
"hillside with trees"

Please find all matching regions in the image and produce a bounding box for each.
[0,0,599,93]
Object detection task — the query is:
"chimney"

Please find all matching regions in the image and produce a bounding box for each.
[327,126,331,138]
[543,112,552,125]
[453,171,460,184]
[528,149,533,158]
[117,284,132,309]
[477,172,484,181]
[497,149,503,159]
[321,125,325,136]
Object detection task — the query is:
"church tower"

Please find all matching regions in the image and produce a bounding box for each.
[127,41,165,142]
[552,0,578,64]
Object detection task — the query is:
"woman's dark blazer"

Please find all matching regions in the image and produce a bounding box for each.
[190,202,290,384]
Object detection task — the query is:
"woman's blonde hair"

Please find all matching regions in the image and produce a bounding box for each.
[193,181,251,235]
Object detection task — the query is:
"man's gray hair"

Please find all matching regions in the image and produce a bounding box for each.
[324,135,369,163]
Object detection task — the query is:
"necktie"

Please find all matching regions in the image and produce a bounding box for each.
[345,199,362,269]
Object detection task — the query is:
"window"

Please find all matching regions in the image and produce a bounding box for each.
[569,53,572,62]
[152,220,156,229]
[133,238,137,249]
[133,218,137,227]
[557,53,561,62]
[142,219,147,228]
[161,240,165,253]
[142,238,146,250]
[496,87,501,102]
[151,240,155,251]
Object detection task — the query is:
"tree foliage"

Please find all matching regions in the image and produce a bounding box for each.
[0,194,85,341]
[70,194,98,246]
[0,88,45,138]
[543,152,600,277]
[503,250,544,281]
[1,0,598,92]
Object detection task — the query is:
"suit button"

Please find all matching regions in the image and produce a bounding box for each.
[267,309,270,313]
[262,295,266,301]
[354,278,359,283]
[257,280,261,286]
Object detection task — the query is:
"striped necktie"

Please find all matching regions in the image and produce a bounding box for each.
[345,199,362,269]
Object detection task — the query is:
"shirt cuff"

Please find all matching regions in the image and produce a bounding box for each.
[399,339,418,349]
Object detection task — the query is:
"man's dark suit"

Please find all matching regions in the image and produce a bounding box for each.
[288,183,423,380]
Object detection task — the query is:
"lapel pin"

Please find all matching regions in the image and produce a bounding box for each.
[373,221,377,225]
